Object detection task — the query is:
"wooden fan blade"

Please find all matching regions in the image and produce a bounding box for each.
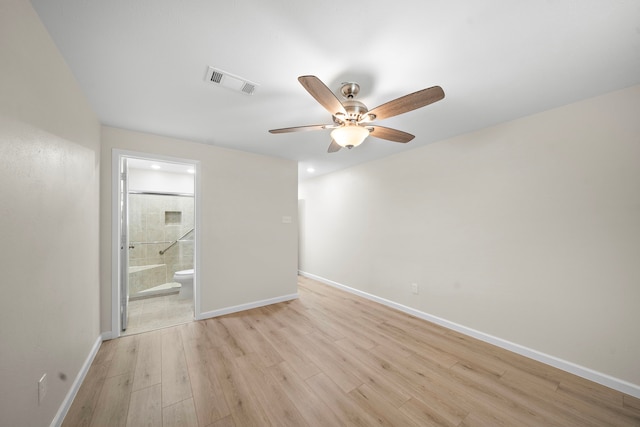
[367,86,444,121]
[269,124,329,134]
[328,140,342,153]
[368,126,415,143]
[298,76,347,116]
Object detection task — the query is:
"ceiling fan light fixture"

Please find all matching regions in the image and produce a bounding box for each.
[330,125,369,149]
[269,76,444,153]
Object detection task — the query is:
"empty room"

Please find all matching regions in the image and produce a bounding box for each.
[1,0,639,426]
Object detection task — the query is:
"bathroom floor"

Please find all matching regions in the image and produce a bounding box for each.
[122,293,193,336]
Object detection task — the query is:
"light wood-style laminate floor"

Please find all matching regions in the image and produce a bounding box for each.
[64,276,640,426]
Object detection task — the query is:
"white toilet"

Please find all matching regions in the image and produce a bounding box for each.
[173,269,194,300]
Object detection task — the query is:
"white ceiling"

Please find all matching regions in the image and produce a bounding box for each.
[30,0,640,180]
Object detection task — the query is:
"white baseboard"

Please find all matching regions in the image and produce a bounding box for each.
[50,335,103,427]
[196,293,299,320]
[299,271,640,399]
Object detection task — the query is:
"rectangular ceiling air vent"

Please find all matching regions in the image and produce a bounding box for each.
[210,70,224,84]
[241,82,256,95]
[205,66,259,95]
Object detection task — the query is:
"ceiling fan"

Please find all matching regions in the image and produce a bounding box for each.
[269,75,445,153]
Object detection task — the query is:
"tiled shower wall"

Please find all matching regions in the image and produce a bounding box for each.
[128,193,194,294]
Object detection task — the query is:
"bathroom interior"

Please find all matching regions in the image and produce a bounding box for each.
[123,158,196,336]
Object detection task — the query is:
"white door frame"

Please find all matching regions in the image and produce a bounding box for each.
[119,156,130,331]
[111,149,202,338]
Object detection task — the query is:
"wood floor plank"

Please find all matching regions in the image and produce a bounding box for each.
[399,397,467,427]
[161,327,192,407]
[496,368,617,426]
[297,307,346,340]
[132,330,162,391]
[554,382,640,426]
[624,394,640,411]
[336,337,474,424]
[268,361,344,426]
[301,295,379,349]
[89,372,133,427]
[162,398,198,427]
[259,326,321,380]
[107,335,139,378]
[538,383,639,427]
[209,344,271,426]
[234,353,308,426]
[180,319,213,346]
[494,368,627,427]
[460,409,528,427]
[380,319,506,375]
[180,326,230,425]
[332,339,413,408]
[375,321,458,367]
[499,365,560,393]
[201,317,232,349]
[558,375,624,409]
[61,362,109,427]
[208,415,236,427]
[407,354,550,427]
[208,316,251,357]
[250,305,289,334]
[449,361,573,427]
[263,303,316,336]
[92,338,118,367]
[348,383,420,426]
[437,329,513,376]
[305,373,381,426]
[126,383,162,427]
[287,330,363,393]
[222,310,282,366]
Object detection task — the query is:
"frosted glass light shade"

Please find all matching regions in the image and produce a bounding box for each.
[331,125,369,149]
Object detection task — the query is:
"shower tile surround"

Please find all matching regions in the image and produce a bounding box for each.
[128,265,166,295]
[128,193,194,296]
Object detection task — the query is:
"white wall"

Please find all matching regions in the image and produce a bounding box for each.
[299,85,640,390]
[100,127,298,332]
[129,168,195,194]
[0,1,101,426]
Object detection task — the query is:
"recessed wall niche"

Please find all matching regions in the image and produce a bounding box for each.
[165,211,182,225]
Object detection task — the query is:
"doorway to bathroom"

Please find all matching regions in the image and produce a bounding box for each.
[113,151,199,337]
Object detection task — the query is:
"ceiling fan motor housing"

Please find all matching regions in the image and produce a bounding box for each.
[340,82,360,98]
[335,99,369,123]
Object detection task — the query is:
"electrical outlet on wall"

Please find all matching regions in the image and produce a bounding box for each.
[411,283,419,294]
[38,373,47,404]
